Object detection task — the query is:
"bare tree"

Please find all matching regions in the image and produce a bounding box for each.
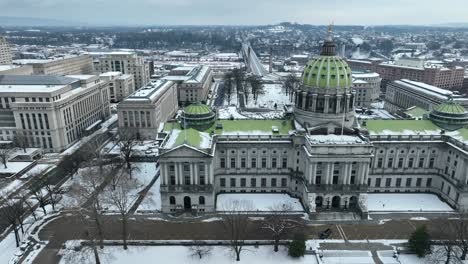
[0,144,13,169]
[117,128,139,174]
[29,184,49,216]
[104,172,141,250]
[284,74,298,102]
[69,167,110,249]
[430,222,463,264]
[262,203,302,252]
[188,241,212,259]
[454,214,468,260]
[247,75,264,103]
[0,197,25,247]
[221,199,254,261]
[13,132,30,153]
[60,149,87,179]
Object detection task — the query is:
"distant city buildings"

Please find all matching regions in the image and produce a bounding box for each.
[384,79,468,114]
[13,55,94,75]
[0,75,110,152]
[117,79,178,140]
[0,36,12,65]
[0,64,33,75]
[163,65,213,105]
[347,58,465,92]
[93,52,150,90]
[99,72,135,103]
[352,71,381,108]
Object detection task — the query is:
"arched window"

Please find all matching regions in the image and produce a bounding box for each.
[170,196,176,205]
[199,196,205,205]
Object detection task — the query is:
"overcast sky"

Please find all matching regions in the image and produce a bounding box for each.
[0,0,467,26]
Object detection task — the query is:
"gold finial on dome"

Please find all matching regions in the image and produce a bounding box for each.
[328,22,334,34]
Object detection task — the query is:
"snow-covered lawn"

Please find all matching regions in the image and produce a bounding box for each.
[216,193,304,212]
[137,171,161,212]
[246,84,291,109]
[20,164,52,179]
[103,162,158,212]
[59,245,319,264]
[103,140,159,157]
[0,161,32,175]
[320,250,374,264]
[367,193,454,212]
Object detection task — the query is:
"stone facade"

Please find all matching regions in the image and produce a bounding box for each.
[0,36,12,65]
[14,55,94,75]
[100,72,135,103]
[117,80,178,140]
[352,71,381,107]
[0,75,110,152]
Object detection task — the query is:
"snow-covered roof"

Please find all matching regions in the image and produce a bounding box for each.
[125,79,174,102]
[307,135,366,145]
[395,79,453,99]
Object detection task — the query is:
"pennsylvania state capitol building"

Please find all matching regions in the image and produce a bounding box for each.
[157,31,468,217]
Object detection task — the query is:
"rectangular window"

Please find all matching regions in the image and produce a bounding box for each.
[408,158,414,168]
[271,178,277,187]
[251,178,256,187]
[398,158,404,168]
[282,158,287,168]
[230,158,236,168]
[241,158,246,168]
[406,178,412,187]
[184,176,190,185]
[315,176,321,185]
[261,178,267,187]
[396,178,402,187]
[281,178,287,187]
[251,158,257,168]
[220,158,226,168]
[350,176,355,185]
[332,176,338,185]
[272,158,277,168]
[240,178,246,187]
[261,158,267,168]
[426,178,432,187]
[199,176,205,185]
[170,176,175,185]
[416,178,422,187]
[385,178,391,187]
[230,178,236,187]
[220,178,226,187]
[429,158,435,168]
[418,158,424,168]
[387,158,393,168]
[377,158,383,168]
[375,178,381,187]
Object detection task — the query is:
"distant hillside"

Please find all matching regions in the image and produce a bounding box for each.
[0,16,81,27]
[433,23,468,28]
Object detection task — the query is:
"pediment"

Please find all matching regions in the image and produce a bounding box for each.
[160,144,212,158]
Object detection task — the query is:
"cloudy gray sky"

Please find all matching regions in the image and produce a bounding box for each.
[0,0,466,26]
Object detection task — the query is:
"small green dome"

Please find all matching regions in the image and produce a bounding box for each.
[184,103,212,115]
[301,56,352,89]
[429,100,468,131]
[434,102,467,114]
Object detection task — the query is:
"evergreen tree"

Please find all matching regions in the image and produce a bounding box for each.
[288,233,306,258]
[408,225,431,258]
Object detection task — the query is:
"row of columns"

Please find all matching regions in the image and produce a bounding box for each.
[306,161,370,185]
[295,91,353,114]
[160,161,214,186]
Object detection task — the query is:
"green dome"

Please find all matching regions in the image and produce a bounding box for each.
[184,103,212,115]
[434,102,467,114]
[301,56,352,89]
[429,100,468,131]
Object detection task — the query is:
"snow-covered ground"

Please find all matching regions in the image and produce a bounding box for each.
[103,140,159,157]
[59,244,319,264]
[102,162,158,212]
[137,171,161,212]
[216,193,304,212]
[245,84,291,109]
[0,161,32,175]
[319,250,374,264]
[20,164,52,179]
[367,193,454,212]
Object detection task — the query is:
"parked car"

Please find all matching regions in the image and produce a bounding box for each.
[319,228,332,239]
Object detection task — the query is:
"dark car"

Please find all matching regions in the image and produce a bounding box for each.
[319,228,332,239]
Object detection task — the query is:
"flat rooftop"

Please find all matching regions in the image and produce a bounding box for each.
[162,119,294,149]
[0,75,78,85]
[125,79,173,102]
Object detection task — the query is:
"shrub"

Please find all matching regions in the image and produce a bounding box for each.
[288,233,306,258]
[408,225,431,258]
